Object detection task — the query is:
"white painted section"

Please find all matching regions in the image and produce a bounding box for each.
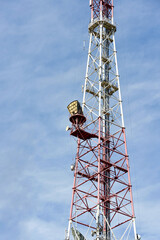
[112,33,125,128]
[82,33,92,112]
[102,211,117,240]
[132,218,138,240]
[120,220,132,240]
[67,219,72,240]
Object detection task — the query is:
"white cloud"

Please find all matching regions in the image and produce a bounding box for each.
[19,217,65,240]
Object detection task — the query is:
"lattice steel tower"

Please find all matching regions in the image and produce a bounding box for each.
[65,1,139,239]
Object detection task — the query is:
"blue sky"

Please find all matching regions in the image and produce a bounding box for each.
[0,0,159,239]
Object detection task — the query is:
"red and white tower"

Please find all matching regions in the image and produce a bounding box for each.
[66,1,139,239]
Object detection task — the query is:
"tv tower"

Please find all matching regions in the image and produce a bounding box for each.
[65,1,140,239]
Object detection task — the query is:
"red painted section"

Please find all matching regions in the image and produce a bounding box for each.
[68,117,135,231]
[123,128,135,218]
[90,0,113,20]
[69,138,80,221]
[98,117,101,205]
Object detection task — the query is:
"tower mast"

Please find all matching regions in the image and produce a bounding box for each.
[66,1,139,239]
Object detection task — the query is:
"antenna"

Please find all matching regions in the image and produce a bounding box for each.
[65,1,139,239]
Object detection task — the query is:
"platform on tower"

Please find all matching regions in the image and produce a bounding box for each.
[70,128,98,140]
[88,17,116,32]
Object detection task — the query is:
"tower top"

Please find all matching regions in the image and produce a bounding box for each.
[90,0,113,20]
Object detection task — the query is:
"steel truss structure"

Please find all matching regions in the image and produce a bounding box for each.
[66,1,138,239]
